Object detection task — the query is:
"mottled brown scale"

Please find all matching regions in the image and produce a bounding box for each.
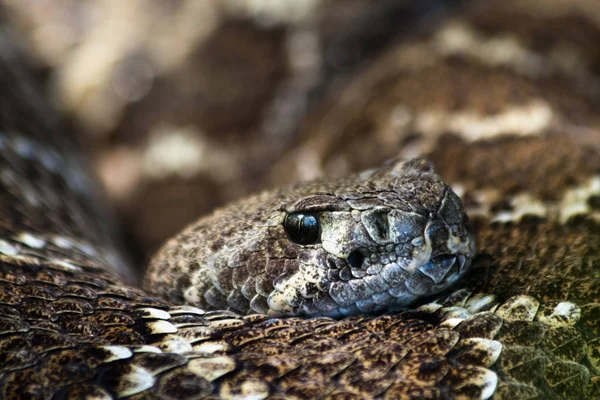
[496,345,547,384]
[384,381,441,400]
[448,338,500,367]
[52,298,94,315]
[61,284,101,299]
[158,368,214,399]
[543,326,587,363]
[495,320,547,347]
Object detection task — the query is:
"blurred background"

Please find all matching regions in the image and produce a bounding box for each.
[0,0,461,263]
[3,0,599,268]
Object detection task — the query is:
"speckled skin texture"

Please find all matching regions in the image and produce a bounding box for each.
[1,1,600,399]
[146,158,474,317]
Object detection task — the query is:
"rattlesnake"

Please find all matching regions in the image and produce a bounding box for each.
[1,2,600,399]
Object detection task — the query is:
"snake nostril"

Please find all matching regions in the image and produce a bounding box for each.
[347,250,365,270]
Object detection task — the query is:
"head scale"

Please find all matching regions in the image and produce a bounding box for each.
[146,158,476,318]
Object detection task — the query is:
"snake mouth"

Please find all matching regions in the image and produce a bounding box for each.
[417,254,465,285]
[324,252,470,317]
[342,250,465,286]
[266,250,472,318]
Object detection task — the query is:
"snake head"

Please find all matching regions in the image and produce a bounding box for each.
[267,158,475,317]
[146,158,475,318]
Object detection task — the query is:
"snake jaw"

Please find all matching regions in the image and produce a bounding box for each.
[266,214,475,317]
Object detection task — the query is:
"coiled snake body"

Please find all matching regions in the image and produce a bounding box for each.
[1,2,600,399]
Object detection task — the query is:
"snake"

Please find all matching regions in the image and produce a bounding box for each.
[1,1,600,399]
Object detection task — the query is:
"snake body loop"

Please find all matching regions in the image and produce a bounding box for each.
[0,2,600,399]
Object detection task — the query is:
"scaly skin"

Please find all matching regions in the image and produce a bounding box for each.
[0,1,600,399]
[146,158,475,318]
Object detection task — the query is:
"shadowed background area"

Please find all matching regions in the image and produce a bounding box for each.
[4,0,600,276]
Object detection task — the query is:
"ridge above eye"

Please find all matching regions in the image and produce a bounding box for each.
[284,212,321,245]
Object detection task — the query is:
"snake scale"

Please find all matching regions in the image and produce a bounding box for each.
[1,1,600,399]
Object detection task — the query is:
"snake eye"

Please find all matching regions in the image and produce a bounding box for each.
[284,212,321,245]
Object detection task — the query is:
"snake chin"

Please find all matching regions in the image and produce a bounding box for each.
[266,253,473,318]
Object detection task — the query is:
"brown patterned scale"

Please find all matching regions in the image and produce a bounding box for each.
[1,1,600,399]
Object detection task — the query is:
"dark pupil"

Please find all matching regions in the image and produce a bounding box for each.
[284,213,320,245]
